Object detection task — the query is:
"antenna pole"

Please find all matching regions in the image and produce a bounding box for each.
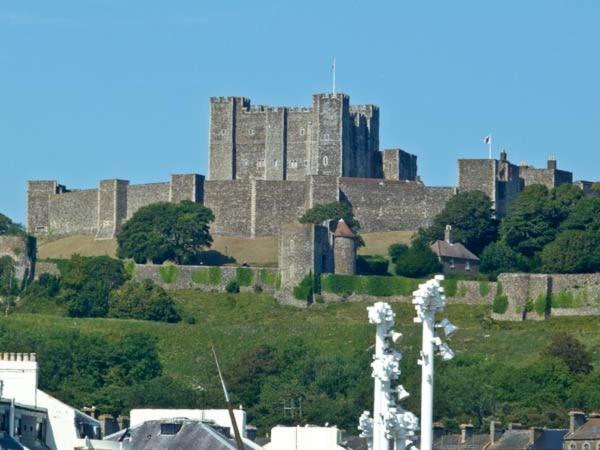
[212,345,245,450]
[332,58,336,94]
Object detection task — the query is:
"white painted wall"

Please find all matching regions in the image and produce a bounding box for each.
[0,353,38,406]
[130,408,247,437]
[264,425,345,450]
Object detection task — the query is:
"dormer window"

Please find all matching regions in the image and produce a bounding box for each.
[160,423,182,435]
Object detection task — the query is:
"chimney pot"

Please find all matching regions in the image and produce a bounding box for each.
[460,423,474,443]
[490,420,503,444]
[509,423,522,430]
[444,225,453,244]
[569,410,587,432]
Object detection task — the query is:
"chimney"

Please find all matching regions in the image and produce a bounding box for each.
[444,225,453,244]
[529,427,543,445]
[460,423,474,444]
[490,421,504,444]
[508,423,522,430]
[547,156,557,170]
[500,150,507,162]
[117,415,130,430]
[0,352,38,406]
[569,410,587,432]
[99,414,119,437]
[433,422,445,440]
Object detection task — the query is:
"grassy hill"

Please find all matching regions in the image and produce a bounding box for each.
[10,292,600,381]
[37,231,414,265]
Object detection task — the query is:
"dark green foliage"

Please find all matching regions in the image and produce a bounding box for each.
[551,290,575,308]
[560,197,600,232]
[293,274,314,301]
[321,274,421,297]
[420,191,498,254]
[124,261,136,278]
[0,256,19,296]
[480,241,529,276]
[542,333,593,375]
[534,293,551,315]
[0,213,25,236]
[540,230,600,273]
[159,265,178,284]
[299,201,364,246]
[479,281,490,297]
[493,283,508,313]
[117,201,214,264]
[500,185,563,257]
[442,278,458,297]
[357,255,389,275]
[109,279,181,323]
[236,267,254,286]
[260,269,277,287]
[0,325,164,416]
[21,273,61,302]
[61,255,127,318]
[391,240,442,278]
[388,243,409,262]
[225,280,240,293]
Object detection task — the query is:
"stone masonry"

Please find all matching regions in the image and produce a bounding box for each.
[27,93,591,239]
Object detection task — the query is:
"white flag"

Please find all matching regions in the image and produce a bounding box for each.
[484,135,492,145]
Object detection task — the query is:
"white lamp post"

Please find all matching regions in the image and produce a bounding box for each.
[412,275,457,450]
[359,302,419,450]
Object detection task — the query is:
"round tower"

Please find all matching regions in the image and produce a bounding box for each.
[333,219,357,275]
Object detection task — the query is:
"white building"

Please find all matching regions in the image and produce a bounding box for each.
[0,352,118,450]
[264,425,346,450]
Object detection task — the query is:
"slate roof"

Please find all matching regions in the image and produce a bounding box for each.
[488,429,531,450]
[531,429,568,450]
[334,219,355,238]
[432,433,490,450]
[105,420,255,450]
[431,240,479,261]
[565,416,600,440]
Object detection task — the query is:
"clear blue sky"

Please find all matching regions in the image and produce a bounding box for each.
[2,0,599,224]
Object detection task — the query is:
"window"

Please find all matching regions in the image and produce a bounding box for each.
[248,129,255,135]
[299,128,305,136]
[290,160,298,169]
[257,160,265,168]
[161,423,182,435]
[323,133,330,140]
[304,160,308,167]
[322,156,329,167]
[0,413,5,431]
[273,159,278,168]
[449,259,455,269]
[15,418,21,436]
[569,443,576,450]
[466,261,471,271]
[583,443,590,450]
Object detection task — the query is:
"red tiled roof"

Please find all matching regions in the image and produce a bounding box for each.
[334,219,355,238]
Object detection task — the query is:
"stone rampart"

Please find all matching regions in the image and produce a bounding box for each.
[131,264,279,293]
[339,178,455,232]
[0,235,34,286]
[126,183,170,219]
[48,189,98,236]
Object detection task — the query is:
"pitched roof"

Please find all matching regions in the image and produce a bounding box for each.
[531,429,568,450]
[565,417,600,440]
[334,219,355,238]
[432,433,490,450]
[488,430,531,450]
[430,240,479,261]
[106,420,255,450]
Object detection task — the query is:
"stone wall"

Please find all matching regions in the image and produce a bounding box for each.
[126,183,170,219]
[339,178,455,232]
[494,273,600,321]
[0,235,33,286]
[382,149,417,181]
[253,180,306,236]
[132,264,279,293]
[48,189,98,236]
[204,180,252,236]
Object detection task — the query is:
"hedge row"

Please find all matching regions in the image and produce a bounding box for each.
[321,274,421,297]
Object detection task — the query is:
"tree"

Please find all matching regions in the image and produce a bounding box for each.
[480,241,528,276]
[0,256,19,296]
[560,197,600,232]
[542,333,593,375]
[500,185,561,257]
[420,191,498,255]
[550,184,583,219]
[61,255,127,317]
[299,201,364,246]
[0,213,24,236]
[117,201,215,264]
[109,279,181,323]
[392,240,442,278]
[540,230,600,273]
[388,243,409,262]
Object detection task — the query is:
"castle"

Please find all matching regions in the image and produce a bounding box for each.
[27,92,587,240]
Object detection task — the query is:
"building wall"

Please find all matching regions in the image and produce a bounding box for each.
[382,149,417,181]
[126,183,170,219]
[334,237,356,274]
[48,189,98,236]
[204,180,253,236]
[458,159,498,205]
[252,180,306,237]
[339,178,455,232]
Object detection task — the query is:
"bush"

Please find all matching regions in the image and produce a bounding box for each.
[124,261,136,278]
[209,267,222,286]
[321,274,421,297]
[551,290,575,308]
[260,269,278,287]
[191,268,210,284]
[193,267,222,286]
[534,293,550,315]
[493,295,508,314]
[237,267,254,287]
[226,280,240,293]
[442,278,458,297]
[61,255,127,318]
[393,241,442,278]
[357,255,389,275]
[480,241,528,276]
[479,281,490,297]
[159,265,178,284]
[541,230,600,273]
[293,274,314,301]
[109,279,181,323]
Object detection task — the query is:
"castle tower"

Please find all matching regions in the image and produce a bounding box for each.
[312,93,351,177]
[333,219,357,275]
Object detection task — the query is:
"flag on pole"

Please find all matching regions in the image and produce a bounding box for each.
[483,135,492,145]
